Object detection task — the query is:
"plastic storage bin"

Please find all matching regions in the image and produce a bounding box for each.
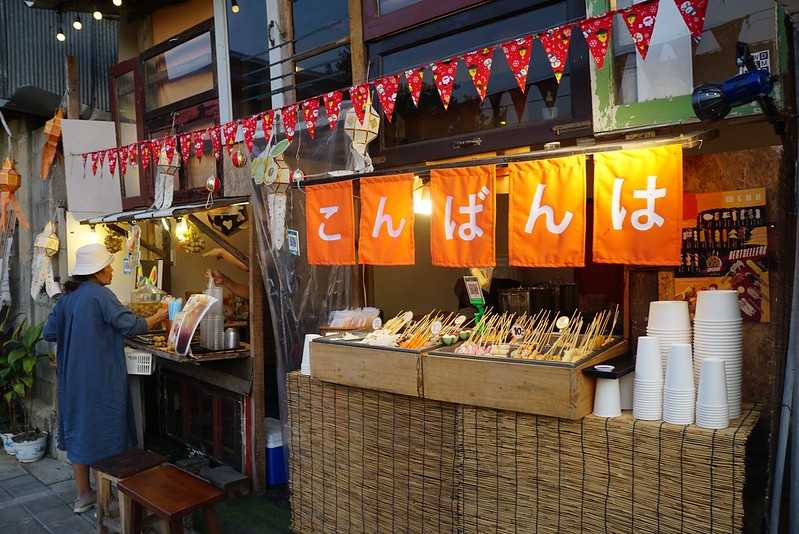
[265,417,287,486]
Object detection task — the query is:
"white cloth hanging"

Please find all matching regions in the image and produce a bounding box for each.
[31,221,61,300]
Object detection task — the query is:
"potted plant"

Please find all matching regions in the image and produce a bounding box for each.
[3,320,50,462]
[0,306,21,455]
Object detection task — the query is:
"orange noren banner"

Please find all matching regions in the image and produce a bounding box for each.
[305,180,357,265]
[358,174,415,265]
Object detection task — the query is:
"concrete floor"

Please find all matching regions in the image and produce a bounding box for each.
[0,452,94,533]
[0,451,292,533]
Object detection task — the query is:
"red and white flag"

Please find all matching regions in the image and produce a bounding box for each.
[350,83,371,125]
[191,130,205,160]
[431,58,458,110]
[501,35,534,93]
[539,24,574,83]
[282,105,298,142]
[242,115,258,153]
[302,98,320,139]
[375,75,400,122]
[261,110,275,141]
[405,67,424,107]
[208,126,222,159]
[323,91,343,130]
[580,13,613,70]
[621,0,660,60]
[463,47,494,102]
[674,0,708,40]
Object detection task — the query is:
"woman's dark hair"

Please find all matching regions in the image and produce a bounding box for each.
[63,274,94,293]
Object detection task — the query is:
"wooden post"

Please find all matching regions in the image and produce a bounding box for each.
[65,55,80,119]
[348,0,367,83]
[248,213,266,490]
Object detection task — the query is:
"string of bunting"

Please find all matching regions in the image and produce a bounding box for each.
[79,0,708,177]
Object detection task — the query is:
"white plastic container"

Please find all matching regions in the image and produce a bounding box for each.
[125,348,154,376]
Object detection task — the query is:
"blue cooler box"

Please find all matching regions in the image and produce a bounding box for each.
[266,417,287,486]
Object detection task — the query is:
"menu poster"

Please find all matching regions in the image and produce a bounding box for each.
[674,187,769,323]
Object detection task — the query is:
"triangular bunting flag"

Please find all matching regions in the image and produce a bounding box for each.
[323,91,343,130]
[242,115,258,153]
[191,130,205,160]
[139,142,150,171]
[674,0,708,40]
[463,47,494,101]
[621,0,660,60]
[98,149,106,167]
[118,146,128,176]
[350,84,371,125]
[222,121,239,153]
[164,136,176,162]
[128,144,138,167]
[150,138,163,162]
[107,149,118,175]
[261,110,275,141]
[431,58,458,110]
[179,134,192,164]
[302,98,320,139]
[539,24,573,83]
[91,152,100,176]
[375,75,400,122]
[580,13,613,69]
[405,67,424,107]
[282,104,298,142]
[81,153,87,167]
[501,36,534,93]
[208,126,222,159]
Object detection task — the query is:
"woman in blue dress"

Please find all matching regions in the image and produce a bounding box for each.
[44,243,167,513]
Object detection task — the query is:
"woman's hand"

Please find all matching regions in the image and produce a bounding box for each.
[145,307,169,331]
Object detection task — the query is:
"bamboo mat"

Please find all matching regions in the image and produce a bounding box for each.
[287,372,762,534]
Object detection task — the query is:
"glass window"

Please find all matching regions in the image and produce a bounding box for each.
[295,45,353,101]
[613,0,776,105]
[145,32,215,111]
[374,1,588,152]
[227,0,271,119]
[292,0,349,54]
[379,0,421,15]
[115,70,141,198]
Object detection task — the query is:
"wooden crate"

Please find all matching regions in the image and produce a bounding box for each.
[309,337,428,397]
[423,338,628,419]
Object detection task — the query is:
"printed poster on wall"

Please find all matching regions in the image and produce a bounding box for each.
[674,187,769,323]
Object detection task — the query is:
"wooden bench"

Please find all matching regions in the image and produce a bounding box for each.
[92,448,167,534]
[118,464,226,534]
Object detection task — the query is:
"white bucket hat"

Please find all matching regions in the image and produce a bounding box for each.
[72,243,113,276]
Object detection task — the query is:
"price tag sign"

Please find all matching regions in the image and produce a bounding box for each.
[463,276,485,306]
[371,317,383,331]
[287,229,300,256]
[511,323,525,339]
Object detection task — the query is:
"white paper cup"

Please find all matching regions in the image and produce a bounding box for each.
[665,344,694,391]
[697,359,728,407]
[648,300,691,330]
[593,378,621,417]
[694,290,741,322]
[635,336,663,382]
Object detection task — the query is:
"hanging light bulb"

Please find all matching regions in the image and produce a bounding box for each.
[175,218,189,242]
[93,9,102,20]
[72,16,82,30]
[56,27,66,42]
[231,0,240,13]
[113,0,122,6]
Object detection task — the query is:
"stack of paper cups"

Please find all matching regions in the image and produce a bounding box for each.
[696,359,730,429]
[693,290,742,418]
[646,301,691,375]
[633,336,663,420]
[662,343,695,425]
[301,334,321,375]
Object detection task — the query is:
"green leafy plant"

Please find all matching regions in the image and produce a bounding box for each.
[0,306,20,431]
[1,320,49,436]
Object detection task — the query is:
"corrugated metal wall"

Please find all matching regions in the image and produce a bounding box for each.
[0,2,118,112]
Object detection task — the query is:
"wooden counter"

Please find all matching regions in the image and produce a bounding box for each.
[125,338,250,364]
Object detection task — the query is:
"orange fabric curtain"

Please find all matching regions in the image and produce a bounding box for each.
[593,145,683,265]
[508,155,586,267]
[358,174,415,265]
[430,165,496,267]
[305,181,357,265]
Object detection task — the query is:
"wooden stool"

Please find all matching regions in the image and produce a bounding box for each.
[118,464,225,534]
[93,449,167,534]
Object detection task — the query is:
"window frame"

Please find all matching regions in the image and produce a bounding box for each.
[362,0,488,41]
[368,0,592,167]
[110,58,152,210]
[588,0,785,133]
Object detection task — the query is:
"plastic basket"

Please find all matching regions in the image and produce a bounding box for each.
[125,349,153,376]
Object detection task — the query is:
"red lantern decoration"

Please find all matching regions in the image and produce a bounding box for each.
[231,148,247,168]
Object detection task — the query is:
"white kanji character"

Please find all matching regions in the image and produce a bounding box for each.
[525,184,573,235]
[318,206,342,241]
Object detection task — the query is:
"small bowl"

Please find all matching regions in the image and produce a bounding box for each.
[459,330,471,340]
[442,334,457,346]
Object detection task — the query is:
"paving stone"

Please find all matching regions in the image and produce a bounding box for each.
[43,513,96,533]
[33,504,76,528]
[3,476,47,499]
[3,516,49,534]
[0,462,27,482]
[21,494,64,514]
[0,505,32,527]
[45,480,76,505]
[22,459,72,486]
